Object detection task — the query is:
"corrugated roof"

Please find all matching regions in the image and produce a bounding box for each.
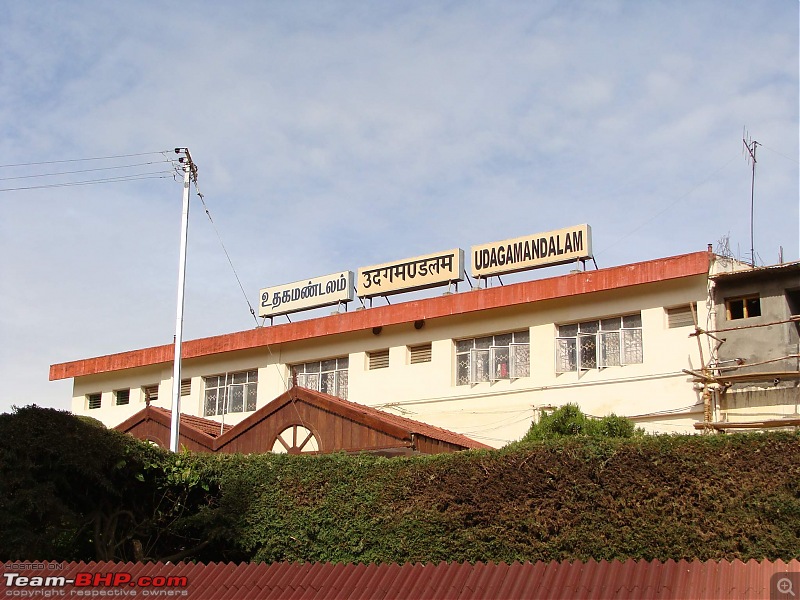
[4,559,796,599]
[50,251,711,380]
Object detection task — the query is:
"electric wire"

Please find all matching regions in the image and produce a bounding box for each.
[0,159,176,182]
[0,171,176,193]
[0,150,173,169]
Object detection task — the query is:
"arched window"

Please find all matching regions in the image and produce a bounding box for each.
[271,425,319,454]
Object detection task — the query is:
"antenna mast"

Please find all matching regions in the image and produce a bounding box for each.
[742,131,759,268]
[170,147,198,453]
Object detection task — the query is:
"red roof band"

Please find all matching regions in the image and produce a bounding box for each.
[50,251,711,381]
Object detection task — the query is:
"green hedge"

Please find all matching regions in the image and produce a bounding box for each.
[2,406,799,563]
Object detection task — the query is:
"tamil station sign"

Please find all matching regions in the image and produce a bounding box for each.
[357,249,465,298]
[259,271,354,317]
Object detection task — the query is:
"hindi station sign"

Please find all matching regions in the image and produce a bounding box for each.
[471,224,592,278]
[357,249,464,298]
[259,271,354,317]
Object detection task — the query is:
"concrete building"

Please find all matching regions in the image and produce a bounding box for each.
[692,259,800,431]
[51,247,720,447]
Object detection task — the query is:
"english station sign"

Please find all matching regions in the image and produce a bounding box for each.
[471,224,592,278]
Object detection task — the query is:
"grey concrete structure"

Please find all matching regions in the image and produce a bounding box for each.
[709,260,800,424]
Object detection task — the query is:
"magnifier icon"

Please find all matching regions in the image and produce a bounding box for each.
[778,577,796,596]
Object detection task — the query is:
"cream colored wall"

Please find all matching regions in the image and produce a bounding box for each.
[70,275,710,443]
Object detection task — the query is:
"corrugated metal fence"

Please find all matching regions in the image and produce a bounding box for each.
[2,559,798,599]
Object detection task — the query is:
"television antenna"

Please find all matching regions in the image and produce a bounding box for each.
[742,129,759,268]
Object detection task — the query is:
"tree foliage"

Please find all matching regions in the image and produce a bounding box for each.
[0,405,226,562]
[518,403,644,442]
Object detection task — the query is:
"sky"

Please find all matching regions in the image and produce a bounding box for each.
[0,1,797,416]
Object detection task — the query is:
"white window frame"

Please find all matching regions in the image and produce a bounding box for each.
[294,357,349,400]
[556,314,643,373]
[457,331,530,385]
[203,370,258,417]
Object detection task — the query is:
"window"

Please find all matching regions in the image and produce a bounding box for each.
[86,393,101,410]
[556,313,643,372]
[271,425,319,454]
[143,385,159,403]
[666,304,696,328]
[114,389,130,406]
[456,331,530,385]
[293,357,349,400]
[368,349,390,370]
[180,379,191,396]
[726,295,761,320]
[409,343,432,364]
[203,370,258,417]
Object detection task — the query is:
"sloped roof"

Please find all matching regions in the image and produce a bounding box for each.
[115,405,230,450]
[149,406,233,438]
[217,385,492,451]
[11,559,797,599]
[115,387,490,453]
[50,251,711,380]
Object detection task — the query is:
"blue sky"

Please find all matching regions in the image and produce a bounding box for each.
[0,1,797,414]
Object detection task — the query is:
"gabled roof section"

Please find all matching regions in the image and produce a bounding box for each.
[114,405,230,450]
[215,386,492,451]
[50,250,711,380]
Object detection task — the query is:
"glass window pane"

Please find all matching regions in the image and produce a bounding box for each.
[320,372,336,395]
[510,344,530,378]
[622,313,642,328]
[246,383,257,411]
[556,338,577,372]
[493,333,512,347]
[456,339,473,354]
[337,370,348,400]
[204,389,218,416]
[471,348,490,382]
[600,331,620,367]
[579,321,599,334]
[579,333,597,369]
[491,347,510,379]
[600,317,621,331]
[337,357,349,369]
[558,324,579,337]
[513,330,530,344]
[745,297,761,318]
[321,359,337,372]
[457,352,470,385]
[305,362,320,373]
[248,370,258,382]
[231,372,247,385]
[622,329,644,364]
[475,336,492,350]
[228,384,244,413]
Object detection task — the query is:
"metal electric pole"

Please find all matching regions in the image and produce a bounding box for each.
[170,148,197,453]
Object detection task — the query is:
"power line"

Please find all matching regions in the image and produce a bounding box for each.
[0,159,177,182]
[0,150,173,169]
[0,171,176,193]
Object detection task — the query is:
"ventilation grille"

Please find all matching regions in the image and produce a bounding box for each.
[409,343,432,364]
[667,304,696,328]
[180,379,191,396]
[368,349,390,370]
[87,393,101,410]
